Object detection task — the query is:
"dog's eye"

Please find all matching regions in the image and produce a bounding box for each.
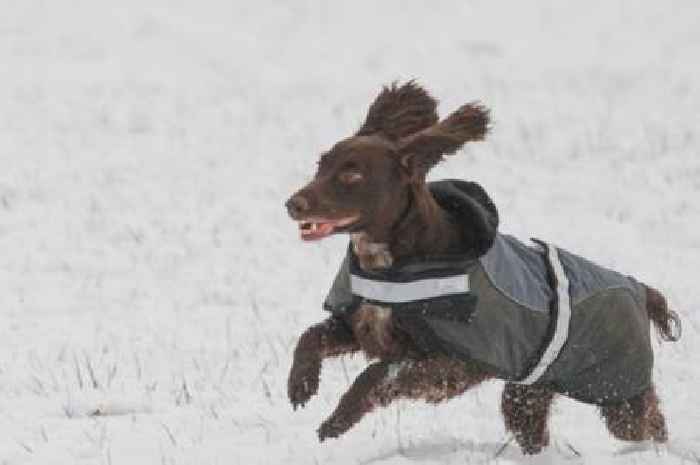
[338,171,364,185]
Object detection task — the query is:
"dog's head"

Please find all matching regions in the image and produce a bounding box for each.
[286,81,490,242]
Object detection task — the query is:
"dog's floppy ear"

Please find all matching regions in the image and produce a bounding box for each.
[397,103,490,178]
[356,81,439,141]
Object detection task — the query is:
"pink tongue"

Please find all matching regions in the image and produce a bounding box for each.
[317,223,335,235]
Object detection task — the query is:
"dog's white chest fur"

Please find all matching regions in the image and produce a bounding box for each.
[351,233,393,270]
[350,233,396,357]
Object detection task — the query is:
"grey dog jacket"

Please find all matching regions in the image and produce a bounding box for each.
[324,180,652,405]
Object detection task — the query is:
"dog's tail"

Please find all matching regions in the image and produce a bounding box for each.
[645,285,682,342]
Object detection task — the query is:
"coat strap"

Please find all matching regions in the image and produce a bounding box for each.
[516,240,572,385]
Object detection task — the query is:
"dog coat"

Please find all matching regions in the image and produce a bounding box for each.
[324,180,652,405]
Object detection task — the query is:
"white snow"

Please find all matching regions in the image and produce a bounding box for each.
[1,1,699,464]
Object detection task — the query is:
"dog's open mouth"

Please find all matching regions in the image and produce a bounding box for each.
[298,216,359,241]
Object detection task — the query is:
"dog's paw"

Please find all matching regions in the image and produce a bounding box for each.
[287,363,320,410]
[514,431,550,456]
[519,442,546,455]
[317,416,349,442]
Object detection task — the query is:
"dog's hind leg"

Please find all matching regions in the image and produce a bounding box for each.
[317,357,491,442]
[599,385,668,443]
[501,383,556,455]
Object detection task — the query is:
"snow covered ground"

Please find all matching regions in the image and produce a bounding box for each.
[1,1,699,463]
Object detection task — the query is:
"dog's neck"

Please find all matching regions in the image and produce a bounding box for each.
[351,233,394,270]
[351,184,462,272]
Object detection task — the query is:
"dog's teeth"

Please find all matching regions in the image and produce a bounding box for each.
[311,223,318,232]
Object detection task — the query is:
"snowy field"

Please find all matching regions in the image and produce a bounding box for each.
[1,1,699,464]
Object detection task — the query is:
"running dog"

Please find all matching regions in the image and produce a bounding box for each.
[285,82,680,454]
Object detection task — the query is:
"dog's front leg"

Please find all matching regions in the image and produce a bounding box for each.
[288,316,359,409]
[318,357,492,441]
[317,360,391,441]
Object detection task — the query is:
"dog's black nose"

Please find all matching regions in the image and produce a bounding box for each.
[286,195,310,218]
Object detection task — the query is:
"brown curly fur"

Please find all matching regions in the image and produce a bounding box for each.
[350,304,402,360]
[501,383,556,454]
[399,102,490,177]
[600,386,668,442]
[286,81,677,455]
[356,80,439,141]
[318,356,492,442]
[646,285,682,342]
[288,318,359,410]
